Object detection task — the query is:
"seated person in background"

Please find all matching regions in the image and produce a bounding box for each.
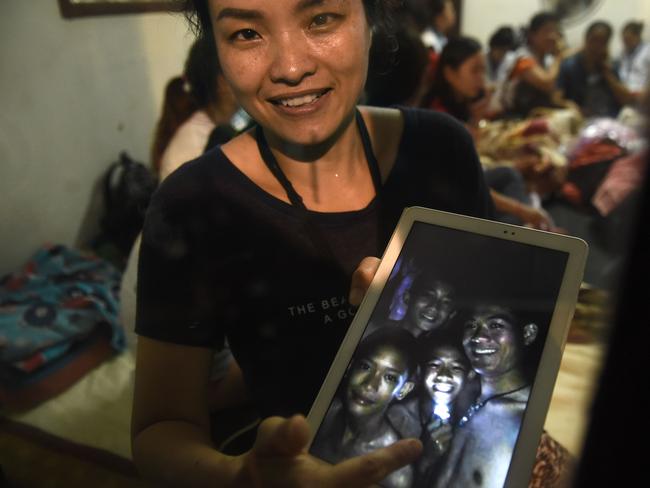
[435,300,540,488]
[415,329,474,487]
[557,21,634,118]
[412,0,457,54]
[402,0,458,105]
[311,328,417,488]
[496,12,569,118]
[617,20,650,105]
[486,26,519,84]
[423,37,557,230]
[150,37,240,180]
[422,36,492,125]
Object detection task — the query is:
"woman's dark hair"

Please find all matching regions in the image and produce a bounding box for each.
[150,37,221,174]
[623,21,644,37]
[528,11,559,35]
[422,36,482,122]
[489,26,518,50]
[365,25,429,106]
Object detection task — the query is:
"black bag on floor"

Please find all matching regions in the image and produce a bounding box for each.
[92,152,158,268]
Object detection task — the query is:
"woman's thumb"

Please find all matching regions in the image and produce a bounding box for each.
[253,415,311,458]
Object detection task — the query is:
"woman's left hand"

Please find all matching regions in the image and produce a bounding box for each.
[349,257,381,306]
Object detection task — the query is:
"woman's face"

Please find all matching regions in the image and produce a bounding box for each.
[444,52,486,100]
[423,345,468,406]
[208,0,372,147]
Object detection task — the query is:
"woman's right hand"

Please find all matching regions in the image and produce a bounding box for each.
[233,415,422,488]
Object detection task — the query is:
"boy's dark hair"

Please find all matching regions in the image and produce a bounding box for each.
[408,268,457,302]
[356,327,418,378]
[417,325,467,368]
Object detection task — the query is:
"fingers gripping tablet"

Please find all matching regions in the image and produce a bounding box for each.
[307,206,587,488]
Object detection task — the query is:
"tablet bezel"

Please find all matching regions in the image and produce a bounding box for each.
[306,206,588,488]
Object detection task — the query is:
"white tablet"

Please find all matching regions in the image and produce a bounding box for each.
[307,206,588,488]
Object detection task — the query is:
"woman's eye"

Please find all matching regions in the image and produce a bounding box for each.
[231,29,260,41]
[310,13,337,28]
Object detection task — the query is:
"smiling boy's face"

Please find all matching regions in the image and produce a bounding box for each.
[423,345,468,406]
[407,281,456,334]
[462,305,521,377]
[345,343,411,419]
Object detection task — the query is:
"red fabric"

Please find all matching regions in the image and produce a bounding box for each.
[428,97,449,113]
[593,150,648,216]
[0,327,113,412]
[510,56,536,79]
[570,142,625,169]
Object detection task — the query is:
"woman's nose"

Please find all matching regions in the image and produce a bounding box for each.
[268,31,317,85]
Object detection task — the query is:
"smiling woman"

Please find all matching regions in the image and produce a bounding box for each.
[130,0,493,486]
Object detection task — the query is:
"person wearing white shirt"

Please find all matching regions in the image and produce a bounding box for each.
[617,21,650,103]
[418,0,457,53]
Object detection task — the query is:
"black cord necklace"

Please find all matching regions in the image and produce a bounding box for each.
[458,383,530,427]
[254,110,383,262]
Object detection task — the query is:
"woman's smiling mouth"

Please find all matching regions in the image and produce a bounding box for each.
[269,89,331,108]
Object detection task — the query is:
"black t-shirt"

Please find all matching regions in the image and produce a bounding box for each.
[135,107,494,418]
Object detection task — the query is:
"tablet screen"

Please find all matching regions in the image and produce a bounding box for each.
[309,221,569,488]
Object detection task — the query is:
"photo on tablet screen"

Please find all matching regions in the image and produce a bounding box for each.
[309,221,569,488]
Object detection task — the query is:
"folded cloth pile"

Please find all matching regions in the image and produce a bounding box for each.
[0,244,125,411]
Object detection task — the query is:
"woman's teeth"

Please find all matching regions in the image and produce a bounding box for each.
[279,93,321,107]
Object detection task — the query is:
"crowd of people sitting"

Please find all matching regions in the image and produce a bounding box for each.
[363,1,647,232]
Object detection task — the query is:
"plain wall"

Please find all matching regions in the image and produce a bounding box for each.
[0,0,193,275]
